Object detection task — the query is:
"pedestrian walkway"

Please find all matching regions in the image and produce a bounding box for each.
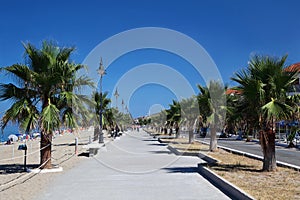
[35,130,230,200]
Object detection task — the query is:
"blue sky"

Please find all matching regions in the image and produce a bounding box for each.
[1,0,300,125]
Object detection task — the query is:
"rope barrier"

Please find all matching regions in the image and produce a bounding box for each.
[0,157,51,191]
[53,152,76,165]
[0,133,92,191]
[0,143,50,162]
[0,132,92,162]
[0,145,78,191]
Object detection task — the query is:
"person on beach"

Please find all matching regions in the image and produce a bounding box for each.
[5,139,11,145]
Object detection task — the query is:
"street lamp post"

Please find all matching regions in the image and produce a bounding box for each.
[114,88,119,110]
[121,99,125,113]
[98,58,106,143]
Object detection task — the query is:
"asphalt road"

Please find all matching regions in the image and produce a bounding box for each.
[196,137,300,167]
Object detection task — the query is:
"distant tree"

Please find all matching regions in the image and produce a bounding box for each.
[197,81,226,151]
[166,100,181,136]
[150,110,167,133]
[112,108,133,131]
[180,97,199,143]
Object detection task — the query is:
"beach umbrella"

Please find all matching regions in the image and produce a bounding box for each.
[8,134,18,142]
[33,132,40,137]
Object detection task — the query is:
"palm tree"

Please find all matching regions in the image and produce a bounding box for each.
[166,100,181,136]
[197,81,226,151]
[0,41,93,169]
[224,92,239,136]
[231,55,299,171]
[150,110,167,133]
[93,91,111,141]
[180,97,199,143]
[111,108,132,132]
[226,89,260,139]
[104,108,115,130]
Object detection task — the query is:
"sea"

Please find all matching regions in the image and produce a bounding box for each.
[1,124,19,142]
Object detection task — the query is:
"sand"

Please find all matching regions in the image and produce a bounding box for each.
[0,128,97,200]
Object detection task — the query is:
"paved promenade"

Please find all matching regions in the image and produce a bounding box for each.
[35,130,229,200]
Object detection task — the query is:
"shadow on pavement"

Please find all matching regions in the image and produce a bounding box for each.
[142,139,158,142]
[163,167,198,173]
[147,143,167,146]
[148,150,172,154]
[78,152,89,157]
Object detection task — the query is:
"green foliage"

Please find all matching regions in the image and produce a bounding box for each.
[42,100,60,132]
[150,110,167,127]
[135,116,151,126]
[0,41,94,134]
[197,80,226,128]
[93,91,111,121]
[166,100,181,126]
[231,55,299,130]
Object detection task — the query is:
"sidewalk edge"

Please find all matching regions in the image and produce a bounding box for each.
[197,164,255,200]
[166,143,254,200]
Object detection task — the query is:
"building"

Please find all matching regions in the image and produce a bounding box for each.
[225,89,242,96]
[285,62,300,95]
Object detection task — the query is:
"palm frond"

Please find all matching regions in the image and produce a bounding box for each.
[262,99,293,120]
[41,100,60,132]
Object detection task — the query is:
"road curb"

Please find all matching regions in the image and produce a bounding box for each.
[198,164,255,200]
[199,140,300,171]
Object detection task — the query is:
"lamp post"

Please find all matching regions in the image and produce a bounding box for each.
[114,88,119,110]
[121,99,125,113]
[98,58,106,143]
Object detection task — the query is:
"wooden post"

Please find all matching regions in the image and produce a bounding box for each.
[75,137,78,155]
[24,144,27,172]
[12,145,14,160]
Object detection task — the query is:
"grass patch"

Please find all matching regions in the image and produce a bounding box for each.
[164,138,300,200]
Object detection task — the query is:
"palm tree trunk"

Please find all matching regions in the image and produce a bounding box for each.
[260,130,277,171]
[175,127,180,139]
[169,127,173,136]
[188,122,194,143]
[94,126,100,141]
[210,127,218,151]
[40,97,52,169]
[40,130,52,169]
[188,129,194,144]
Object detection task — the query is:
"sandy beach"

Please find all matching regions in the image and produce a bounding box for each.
[0,128,97,200]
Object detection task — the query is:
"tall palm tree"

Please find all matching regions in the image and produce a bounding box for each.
[116,110,133,131]
[104,108,115,130]
[226,89,260,138]
[93,91,111,140]
[150,110,167,133]
[180,97,199,143]
[197,81,226,151]
[224,92,239,136]
[166,100,181,136]
[231,55,299,171]
[0,41,93,169]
